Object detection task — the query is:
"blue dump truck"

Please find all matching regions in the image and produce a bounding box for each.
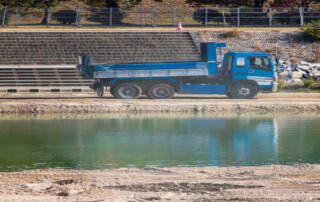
[78,42,277,99]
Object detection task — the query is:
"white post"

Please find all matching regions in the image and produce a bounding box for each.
[2,7,7,26]
[269,8,272,27]
[47,7,50,26]
[173,8,176,27]
[152,7,155,26]
[299,7,304,26]
[140,8,144,27]
[76,6,81,26]
[109,8,113,26]
[205,8,208,26]
[237,8,240,27]
[15,8,19,26]
[222,7,226,26]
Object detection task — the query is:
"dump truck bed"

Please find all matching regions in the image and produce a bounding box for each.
[93,61,209,79]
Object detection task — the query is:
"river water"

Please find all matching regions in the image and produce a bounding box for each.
[0,114,320,171]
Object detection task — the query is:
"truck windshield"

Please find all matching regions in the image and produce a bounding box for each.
[248,56,271,71]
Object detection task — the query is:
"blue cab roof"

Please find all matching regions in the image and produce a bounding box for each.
[227,51,270,57]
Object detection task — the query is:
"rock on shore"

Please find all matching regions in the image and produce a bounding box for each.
[0,93,320,114]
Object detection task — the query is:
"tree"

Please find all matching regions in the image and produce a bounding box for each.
[271,0,320,8]
[86,0,163,8]
[186,0,275,8]
[86,0,119,7]
[0,0,64,24]
[0,0,34,8]
[85,0,123,25]
[30,0,62,24]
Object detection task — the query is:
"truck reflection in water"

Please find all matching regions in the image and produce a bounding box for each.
[0,115,320,171]
[180,117,278,166]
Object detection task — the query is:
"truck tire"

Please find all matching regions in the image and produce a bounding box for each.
[147,83,175,99]
[230,83,257,99]
[113,83,142,99]
[97,86,104,97]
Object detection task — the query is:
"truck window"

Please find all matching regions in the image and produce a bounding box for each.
[236,57,245,68]
[248,56,271,71]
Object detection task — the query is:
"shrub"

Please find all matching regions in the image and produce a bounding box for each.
[278,78,286,90]
[302,20,320,41]
[309,82,320,90]
[52,10,77,25]
[219,29,241,38]
[193,9,224,25]
[302,78,317,88]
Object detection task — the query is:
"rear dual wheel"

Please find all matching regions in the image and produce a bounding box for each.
[147,83,175,99]
[113,83,142,99]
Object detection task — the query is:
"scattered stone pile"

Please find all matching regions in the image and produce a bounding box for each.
[278,60,320,85]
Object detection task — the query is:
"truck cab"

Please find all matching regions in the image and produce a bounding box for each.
[222,51,275,92]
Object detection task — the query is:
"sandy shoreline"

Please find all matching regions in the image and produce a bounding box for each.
[0,164,319,201]
[0,92,320,114]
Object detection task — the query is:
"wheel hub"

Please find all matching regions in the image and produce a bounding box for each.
[238,87,250,96]
[118,87,138,98]
[154,88,170,98]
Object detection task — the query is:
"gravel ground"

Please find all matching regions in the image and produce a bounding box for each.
[0,164,320,201]
[0,92,320,113]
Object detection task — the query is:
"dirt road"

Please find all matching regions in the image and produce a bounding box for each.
[0,92,320,113]
[0,164,319,201]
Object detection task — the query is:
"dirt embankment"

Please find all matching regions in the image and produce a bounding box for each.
[0,164,320,201]
[0,92,320,114]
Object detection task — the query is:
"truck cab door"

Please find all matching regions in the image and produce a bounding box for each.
[247,56,274,89]
[231,55,248,80]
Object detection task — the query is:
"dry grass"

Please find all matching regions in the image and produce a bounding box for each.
[219,29,241,38]
[290,57,300,64]
[252,41,262,51]
[265,48,274,53]
[311,48,320,63]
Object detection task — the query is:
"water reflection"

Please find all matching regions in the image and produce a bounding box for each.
[0,114,319,171]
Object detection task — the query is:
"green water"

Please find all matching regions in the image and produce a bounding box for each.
[0,114,320,171]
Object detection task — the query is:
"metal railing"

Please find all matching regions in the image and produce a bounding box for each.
[0,7,319,27]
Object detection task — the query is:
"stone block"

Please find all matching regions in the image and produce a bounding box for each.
[311,68,320,77]
[297,65,311,71]
[279,70,290,78]
[292,71,303,79]
[300,61,311,66]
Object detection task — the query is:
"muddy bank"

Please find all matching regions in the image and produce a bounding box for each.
[0,164,319,201]
[0,93,320,114]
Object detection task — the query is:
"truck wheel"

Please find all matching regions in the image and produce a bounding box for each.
[97,86,104,97]
[230,83,257,99]
[113,83,142,99]
[147,83,175,99]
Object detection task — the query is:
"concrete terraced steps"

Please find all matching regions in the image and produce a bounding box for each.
[0,32,200,93]
[0,32,201,65]
[0,66,92,93]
